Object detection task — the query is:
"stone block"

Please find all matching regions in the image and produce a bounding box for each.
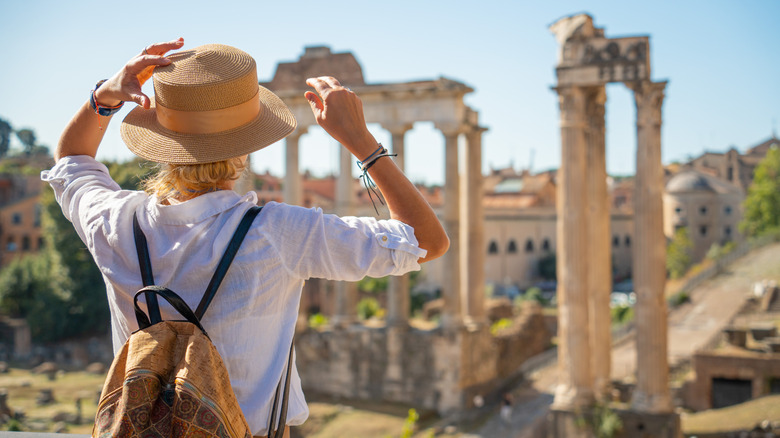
[750,325,777,341]
[724,327,748,348]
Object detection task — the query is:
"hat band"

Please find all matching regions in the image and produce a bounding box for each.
[155,92,261,135]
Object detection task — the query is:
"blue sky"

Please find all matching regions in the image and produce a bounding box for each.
[1,0,778,185]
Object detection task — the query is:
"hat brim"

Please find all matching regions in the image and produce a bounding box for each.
[120,85,297,164]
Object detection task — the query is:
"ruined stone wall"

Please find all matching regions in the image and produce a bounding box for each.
[689,351,780,411]
[494,305,553,379]
[295,307,553,414]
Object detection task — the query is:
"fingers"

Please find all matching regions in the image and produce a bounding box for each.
[304,91,323,114]
[306,76,346,95]
[142,37,184,56]
[126,55,172,74]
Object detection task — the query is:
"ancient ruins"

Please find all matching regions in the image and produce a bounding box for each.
[260,46,553,415]
[548,14,679,437]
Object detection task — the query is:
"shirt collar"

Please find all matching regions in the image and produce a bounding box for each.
[145,190,259,225]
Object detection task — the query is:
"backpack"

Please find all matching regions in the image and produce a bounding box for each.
[93,206,294,438]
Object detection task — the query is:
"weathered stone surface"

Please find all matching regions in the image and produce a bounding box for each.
[85,362,106,375]
[485,297,513,323]
[296,322,551,415]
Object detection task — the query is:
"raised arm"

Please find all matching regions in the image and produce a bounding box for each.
[55,38,184,161]
[304,77,449,263]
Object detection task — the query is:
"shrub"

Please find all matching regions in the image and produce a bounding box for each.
[490,318,513,335]
[668,291,691,308]
[308,313,329,329]
[357,297,382,320]
[610,305,634,325]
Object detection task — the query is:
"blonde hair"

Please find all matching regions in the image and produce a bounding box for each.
[143,157,247,204]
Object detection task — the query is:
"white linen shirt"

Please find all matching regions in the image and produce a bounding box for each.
[41,155,426,435]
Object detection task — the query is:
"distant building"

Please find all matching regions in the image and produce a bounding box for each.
[661,135,777,264]
[481,167,634,290]
[0,170,48,267]
[688,136,779,192]
[664,170,744,262]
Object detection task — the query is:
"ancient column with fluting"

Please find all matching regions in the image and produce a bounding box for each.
[437,124,462,329]
[332,144,358,326]
[386,124,413,327]
[464,126,487,324]
[283,128,307,205]
[553,85,594,409]
[630,80,671,413]
[585,86,612,400]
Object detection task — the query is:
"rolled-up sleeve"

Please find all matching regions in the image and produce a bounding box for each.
[41,155,121,245]
[260,202,427,281]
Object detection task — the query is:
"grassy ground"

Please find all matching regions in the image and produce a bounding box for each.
[1,368,446,437]
[0,367,105,434]
[681,394,780,435]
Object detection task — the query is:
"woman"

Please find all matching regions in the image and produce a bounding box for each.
[42,38,448,436]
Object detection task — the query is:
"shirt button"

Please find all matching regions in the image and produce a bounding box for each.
[381,236,388,242]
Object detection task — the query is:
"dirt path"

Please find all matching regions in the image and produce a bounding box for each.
[471,241,780,438]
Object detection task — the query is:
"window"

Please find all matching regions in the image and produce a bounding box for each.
[727,167,734,181]
[724,206,732,215]
[674,206,683,214]
[34,205,41,227]
[525,239,534,253]
[507,240,518,254]
[700,206,708,215]
[488,241,499,254]
[724,226,732,236]
[12,213,22,224]
[613,235,620,247]
[6,237,16,252]
[38,237,45,249]
[624,235,631,247]
[21,236,30,251]
[542,239,551,252]
[700,225,708,236]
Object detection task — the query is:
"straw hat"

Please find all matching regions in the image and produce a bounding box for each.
[121,44,297,164]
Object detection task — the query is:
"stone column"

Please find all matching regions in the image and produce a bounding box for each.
[386,124,413,327]
[333,144,358,326]
[629,80,671,413]
[437,123,462,330]
[464,126,487,324]
[585,86,612,400]
[552,86,594,409]
[283,128,307,205]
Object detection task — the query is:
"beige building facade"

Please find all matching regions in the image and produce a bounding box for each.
[664,170,744,262]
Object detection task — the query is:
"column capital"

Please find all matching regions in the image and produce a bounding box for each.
[627,80,667,127]
[434,122,464,137]
[383,123,414,136]
[289,126,309,138]
[554,86,588,128]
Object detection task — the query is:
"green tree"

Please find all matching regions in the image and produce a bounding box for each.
[0,252,72,342]
[538,252,556,280]
[0,117,12,158]
[40,184,110,338]
[666,227,693,279]
[15,128,37,155]
[741,146,780,237]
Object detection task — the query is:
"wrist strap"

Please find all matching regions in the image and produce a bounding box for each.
[354,144,396,215]
[90,79,124,117]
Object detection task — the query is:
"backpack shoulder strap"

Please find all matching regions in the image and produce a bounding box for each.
[133,212,162,324]
[195,206,262,320]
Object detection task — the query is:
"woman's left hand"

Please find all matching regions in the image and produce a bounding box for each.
[94,38,185,109]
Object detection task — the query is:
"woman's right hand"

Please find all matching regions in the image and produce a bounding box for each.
[93,38,185,109]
